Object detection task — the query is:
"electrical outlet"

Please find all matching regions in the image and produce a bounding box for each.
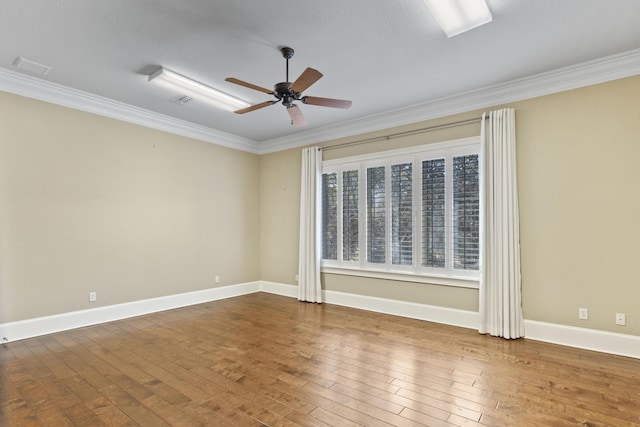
[215,275,220,284]
[295,274,299,282]
[89,291,96,302]
[615,313,626,326]
[578,308,588,320]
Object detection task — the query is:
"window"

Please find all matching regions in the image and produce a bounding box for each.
[342,169,359,261]
[390,163,412,266]
[366,166,385,264]
[452,155,480,270]
[321,172,337,260]
[321,137,480,287]
[422,158,446,268]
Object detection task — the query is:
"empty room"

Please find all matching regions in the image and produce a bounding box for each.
[1,1,640,425]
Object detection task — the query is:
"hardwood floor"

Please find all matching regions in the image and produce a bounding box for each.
[1,293,639,426]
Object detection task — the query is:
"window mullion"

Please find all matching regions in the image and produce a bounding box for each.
[336,167,344,262]
[445,154,453,275]
[385,161,392,269]
[358,163,366,269]
[413,155,421,272]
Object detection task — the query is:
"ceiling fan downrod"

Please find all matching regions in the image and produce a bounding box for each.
[281,47,294,83]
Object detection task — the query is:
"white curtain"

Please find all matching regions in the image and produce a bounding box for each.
[298,146,323,303]
[479,108,524,339]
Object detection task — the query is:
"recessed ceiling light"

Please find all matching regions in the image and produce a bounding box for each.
[423,0,492,37]
[13,57,51,75]
[148,67,249,112]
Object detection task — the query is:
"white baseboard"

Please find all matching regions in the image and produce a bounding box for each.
[523,320,640,360]
[3,281,639,359]
[260,282,640,359]
[260,281,299,298]
[323,289,480,330]
[0,282,261,343]
[260,282,479,328]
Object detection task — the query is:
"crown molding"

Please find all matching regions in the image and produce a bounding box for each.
[2,47,640,155]
[0,68,260,154]
[257,47,640,154]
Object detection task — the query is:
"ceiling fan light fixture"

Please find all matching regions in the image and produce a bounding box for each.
[423,0,492,37]
[287,104,307,127]
[148,67,249,111]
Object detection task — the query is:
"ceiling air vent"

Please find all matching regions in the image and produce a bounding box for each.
[13,57,51,75]
[170,95,193,105]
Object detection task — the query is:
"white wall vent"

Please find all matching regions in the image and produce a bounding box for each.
[170,94,193,105]
[12,57,51,75]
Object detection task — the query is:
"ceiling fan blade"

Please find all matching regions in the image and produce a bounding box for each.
[225,77,274,95]
[234,101,277,114]
[287,105,307,127]
[289,67,323,93]
[302,96,352,109]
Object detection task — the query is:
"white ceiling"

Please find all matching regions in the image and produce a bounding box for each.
[2,0,640,152]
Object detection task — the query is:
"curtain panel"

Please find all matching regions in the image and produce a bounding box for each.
[479,108,524,339]
[298,146,323,303]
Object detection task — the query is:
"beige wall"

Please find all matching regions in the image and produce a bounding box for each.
[259,75,640,335]
[259,147,301,286]
[513,76,640,334]
[0,92,260,322]
[2,75,639,337]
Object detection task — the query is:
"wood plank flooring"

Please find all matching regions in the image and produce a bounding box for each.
[1,292,639,426]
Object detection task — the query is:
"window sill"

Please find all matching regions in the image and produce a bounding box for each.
[321,265,479,289]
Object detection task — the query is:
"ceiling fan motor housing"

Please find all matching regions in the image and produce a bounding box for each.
[274,81,300,107]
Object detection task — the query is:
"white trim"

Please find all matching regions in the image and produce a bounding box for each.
[2,48,640,155]
[2,281,639,359]
[523,320,640,360]
[323,288,479,330]
[258,47,640,154]
[260,281,299,298]
[260,283,640,359]
[263,282,479,328]
[322,136,480,166]
[261,282,479,328]
[321,266,479,289]
[0,282,260,343]
[321,137,481,282]
[0,68,260,154]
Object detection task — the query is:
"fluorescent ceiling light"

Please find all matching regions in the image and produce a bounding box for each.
[424,0,492,37]
[148,67,249,111]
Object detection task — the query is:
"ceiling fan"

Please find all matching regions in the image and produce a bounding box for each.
[225,47,352,127]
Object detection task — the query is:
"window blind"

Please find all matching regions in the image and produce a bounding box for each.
[422,158,446,268]
[452,154,479,270]
[342,169,359,261]
[366,166,386,264]
[321,172,337,260]
[391,163,413,265]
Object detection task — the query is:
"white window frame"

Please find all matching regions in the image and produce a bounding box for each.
[321,136,480,288]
